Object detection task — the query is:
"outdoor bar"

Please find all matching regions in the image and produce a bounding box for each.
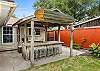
[13,8,75,63]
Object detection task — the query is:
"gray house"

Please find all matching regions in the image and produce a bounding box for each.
[0,16,18,51]
[74,16,100,28]
[0,0,16,51]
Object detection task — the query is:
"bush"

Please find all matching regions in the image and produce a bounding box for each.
[73,43,81,50]
[89,43,98,51]
[89,43,100,57]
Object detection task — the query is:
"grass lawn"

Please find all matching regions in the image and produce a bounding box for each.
[22,56,100,71]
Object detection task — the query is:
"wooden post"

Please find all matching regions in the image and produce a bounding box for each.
[70,25,73,57]
[13,26,17,48]
[17,26,20,47]
[45,26,47,41]
[24,24,27,44]
[22,24,28,60]
[58,26,60,42]
[54,31,56,41]
[30,18,34,64]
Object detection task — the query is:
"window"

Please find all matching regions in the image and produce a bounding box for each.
[28,28,31,35]
[3,27,13,43]
[27,24,31,27]
[35,29,40,35]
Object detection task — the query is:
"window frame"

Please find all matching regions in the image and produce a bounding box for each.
[2,26,13,44]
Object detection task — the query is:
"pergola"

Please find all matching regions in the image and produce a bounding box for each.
[13,8,75,63]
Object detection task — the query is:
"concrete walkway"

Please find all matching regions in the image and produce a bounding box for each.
[0,47,85,71]
[0,51,31,71]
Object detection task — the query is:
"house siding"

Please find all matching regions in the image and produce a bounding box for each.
[0,27,2,44]
[74,18,100,28]
[0,16,18,50]
[0,26,17,50]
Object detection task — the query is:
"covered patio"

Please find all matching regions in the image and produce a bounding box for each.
[13,8,75,63]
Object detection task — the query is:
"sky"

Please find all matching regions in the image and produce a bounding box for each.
[14,0,37,18]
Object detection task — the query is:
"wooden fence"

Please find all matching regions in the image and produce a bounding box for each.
[48,27,100,48]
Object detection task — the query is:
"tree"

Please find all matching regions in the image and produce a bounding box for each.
[33,0,100,21]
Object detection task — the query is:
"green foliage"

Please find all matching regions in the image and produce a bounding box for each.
[89,43,98,51]
[73,43,81,50]
[33,0,100,21]
[89,43,100,57]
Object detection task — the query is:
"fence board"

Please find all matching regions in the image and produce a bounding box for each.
[48,27,100,48]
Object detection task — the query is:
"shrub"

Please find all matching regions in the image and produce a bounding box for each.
[89,43,98,52]
[73,43,81,50]
[89,43,100,57]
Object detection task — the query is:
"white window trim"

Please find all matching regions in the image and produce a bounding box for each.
[2,26,13,44]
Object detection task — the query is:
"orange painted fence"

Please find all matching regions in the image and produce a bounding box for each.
[48,27,100,48]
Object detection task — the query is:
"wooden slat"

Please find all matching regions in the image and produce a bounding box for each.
[44,13,73,21]
[45,10,74,20]
[35,9,75,25]
[44,16,74,23]
[44,18,73,24]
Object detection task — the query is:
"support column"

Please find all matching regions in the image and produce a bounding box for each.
[17,26,22,53]
[54,31,56,41]
[13,26,17,48]
[24,24,27,44]
[58,26,60,42]
[70,25,73,57]
[22,24,28,60]
[45,26,47,41]
[17,26,20,47]
[30,19,34,64]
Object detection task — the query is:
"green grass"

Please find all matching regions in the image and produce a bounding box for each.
[22,56,100,71]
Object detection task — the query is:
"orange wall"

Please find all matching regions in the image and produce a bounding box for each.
[48,27,100,48]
